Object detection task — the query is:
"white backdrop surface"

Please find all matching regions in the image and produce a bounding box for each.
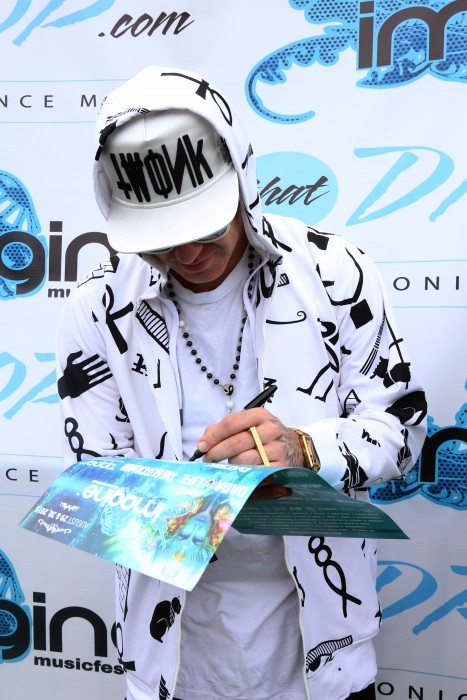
[1,2,466,698]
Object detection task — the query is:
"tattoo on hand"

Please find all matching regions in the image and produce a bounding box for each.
[271,418,304,467]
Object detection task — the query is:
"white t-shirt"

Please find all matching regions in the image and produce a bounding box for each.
[168,252,306,699]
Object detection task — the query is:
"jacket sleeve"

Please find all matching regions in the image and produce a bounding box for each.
[56,280,137,470]
[301,235,427,493]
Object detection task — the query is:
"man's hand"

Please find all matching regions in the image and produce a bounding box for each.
[194,408,305,501]
[196,407,304,468]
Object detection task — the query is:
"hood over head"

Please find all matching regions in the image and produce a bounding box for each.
[93,66,275,258]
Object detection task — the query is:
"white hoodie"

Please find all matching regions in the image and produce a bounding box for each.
[57,66,427,700]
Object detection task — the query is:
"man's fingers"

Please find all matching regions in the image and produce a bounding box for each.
[198,408,272,453]
[202,427,269,465]
[196,409,296,467]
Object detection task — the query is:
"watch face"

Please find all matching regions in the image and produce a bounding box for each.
[291,428,320,470]
[304,437,320,470]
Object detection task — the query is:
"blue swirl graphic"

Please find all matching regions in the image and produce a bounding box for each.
[371,388,467,510]
[41,0,115,28]
[0,549,32,663]
[0,0,31,33]
[0,171,44,300]
[246,0,467,123]
[0,0,116,45]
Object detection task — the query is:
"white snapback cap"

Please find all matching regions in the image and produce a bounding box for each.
[98,109,239,254]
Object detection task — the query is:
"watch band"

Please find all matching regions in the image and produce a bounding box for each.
[290,428,321,473]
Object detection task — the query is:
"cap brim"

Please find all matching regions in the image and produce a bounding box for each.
[106,165,239,254]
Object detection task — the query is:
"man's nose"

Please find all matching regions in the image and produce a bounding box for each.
[172,242,204,264]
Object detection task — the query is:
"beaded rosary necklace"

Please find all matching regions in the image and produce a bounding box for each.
[166,246,256,412]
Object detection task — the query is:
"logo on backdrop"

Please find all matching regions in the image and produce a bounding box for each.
[371,388,467,510]
[0,171,46,299]
[246,0,466,122]
[0,548,122,672]
[256,152,338,224]
[375,554,467,690]
[0,170,115,301]
[0,4,194,45]
[0,550,31,662]
[256,146,464,229]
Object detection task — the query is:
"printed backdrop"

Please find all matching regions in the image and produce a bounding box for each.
[1,1,466,698]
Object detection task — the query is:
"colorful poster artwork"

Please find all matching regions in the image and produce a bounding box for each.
[20,457,406,590]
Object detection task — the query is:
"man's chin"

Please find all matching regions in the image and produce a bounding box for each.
[171,264,228,292]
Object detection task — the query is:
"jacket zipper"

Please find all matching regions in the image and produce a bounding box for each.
[132,297,189,699]
[250,255,278,383]
[137,253,284,699]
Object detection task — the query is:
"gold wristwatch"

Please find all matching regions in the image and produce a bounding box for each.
[290,428,321,473]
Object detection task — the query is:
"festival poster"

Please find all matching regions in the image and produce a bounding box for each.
[19,457,406,591]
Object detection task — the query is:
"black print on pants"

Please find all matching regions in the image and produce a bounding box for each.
[58,351,112,399]
[308,537,362,617]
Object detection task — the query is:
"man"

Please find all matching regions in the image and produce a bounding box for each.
[57,66,427,700]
